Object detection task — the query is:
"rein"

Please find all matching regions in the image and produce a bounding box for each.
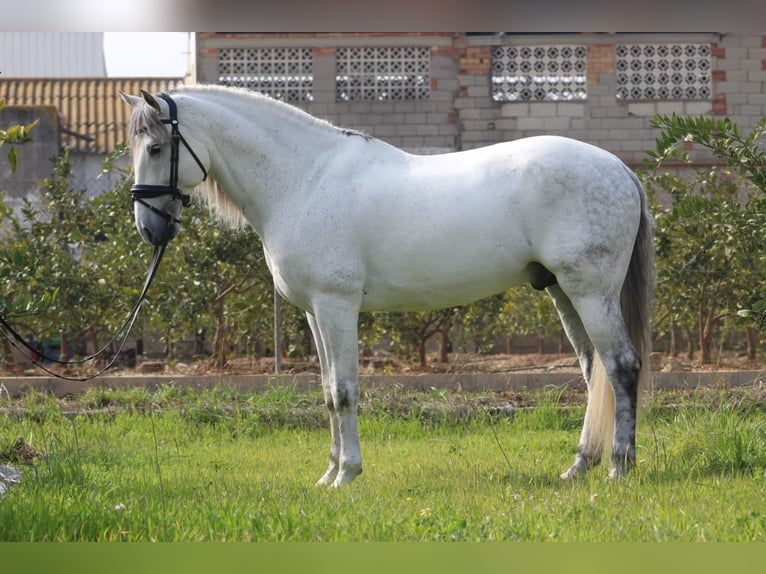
[0,242,168,381]
[0,92,203,381]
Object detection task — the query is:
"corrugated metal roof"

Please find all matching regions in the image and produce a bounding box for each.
[0,78,185,154]
[0,32,106,78]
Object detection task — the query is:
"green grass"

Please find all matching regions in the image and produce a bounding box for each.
[1,384,765,541]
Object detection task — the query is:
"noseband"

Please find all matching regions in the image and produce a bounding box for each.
[130,92,208,226]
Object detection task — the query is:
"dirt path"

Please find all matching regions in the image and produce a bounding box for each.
[152,351,765,378]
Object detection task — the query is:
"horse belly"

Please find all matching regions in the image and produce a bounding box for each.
[358,245,530,312]
[360,281,521,312]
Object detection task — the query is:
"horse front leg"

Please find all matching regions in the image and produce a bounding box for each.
[307,312,341,486]
[308,298,363,487]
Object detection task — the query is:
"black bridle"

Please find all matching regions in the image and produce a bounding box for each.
[0,92,206,381]
[130,92,208,227]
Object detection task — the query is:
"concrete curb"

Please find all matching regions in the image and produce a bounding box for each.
[1,370,764,398]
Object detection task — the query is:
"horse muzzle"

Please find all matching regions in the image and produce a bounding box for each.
[132,190,186,246]
[136,218,181,246]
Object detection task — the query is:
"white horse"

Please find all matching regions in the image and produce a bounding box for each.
[121,85,653,487]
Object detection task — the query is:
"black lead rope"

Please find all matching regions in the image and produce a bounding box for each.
[0,240,168,381]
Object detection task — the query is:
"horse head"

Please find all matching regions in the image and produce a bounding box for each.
[120,90,209,246]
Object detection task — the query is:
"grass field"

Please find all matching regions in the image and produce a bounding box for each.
[1,383,765,541]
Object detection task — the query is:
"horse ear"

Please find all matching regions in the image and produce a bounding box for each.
[139,89,163,114]
[119,90,143,109]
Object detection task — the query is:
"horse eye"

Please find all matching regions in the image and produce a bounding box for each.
[148,143,162,157]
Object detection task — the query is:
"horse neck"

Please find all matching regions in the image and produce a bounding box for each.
[184,91,345,233]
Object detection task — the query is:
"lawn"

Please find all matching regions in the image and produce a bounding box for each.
[1,383,765,541]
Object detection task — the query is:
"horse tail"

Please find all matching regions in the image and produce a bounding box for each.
[587,167,654,459]
[622,168,655,400]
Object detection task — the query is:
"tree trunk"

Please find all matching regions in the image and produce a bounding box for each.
[88,325,101,366]
[746,326,757,360]
[58,329,68,362]
[506,334,513,355]
[417,337,427,367]
[537,336,544,354]
[2,338,13,369]
[685,328,695,360]
[669,317,678,357]
[438,322,451,363]
[195,329,206,357]
[210,295,227,369]
[165,334,175,361]
[273,287,282,374]
[699,305,715,364]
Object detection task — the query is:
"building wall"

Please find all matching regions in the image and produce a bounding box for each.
[0,106,129,218]
[0,32,106,77]
[455,33,766,167]
[196,33,460,154]
[1,78,184,200]
[195,33,766,168]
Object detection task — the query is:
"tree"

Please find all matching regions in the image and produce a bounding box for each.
[376,308,459,367]
[501,286,563,354]
[0,148,148,362]
[642,166,762,363]
[121,201,270,367]
[0,140,310,370]
[80,147,154,359]
[648,114,766,336]
[458,293,506,355]
[0,98,42,319]
[373,293,511,368]
[181,220,267,369]
[7,152,96,359]
[0,100,36,173]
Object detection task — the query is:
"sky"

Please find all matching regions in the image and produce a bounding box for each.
[102,32,190,77]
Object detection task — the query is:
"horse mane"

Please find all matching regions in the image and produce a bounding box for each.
[177,83,356,135]
[195,177,247,229]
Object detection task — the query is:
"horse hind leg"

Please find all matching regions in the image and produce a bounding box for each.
[570,293,641,479]
[546,284,613,479]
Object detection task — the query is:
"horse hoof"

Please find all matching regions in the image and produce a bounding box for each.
[315,466,339,487]
[560,462,587,480]
[560,468,582,480]
[608,464,632,479]
[331,466,363,488]
[609,451,635,479]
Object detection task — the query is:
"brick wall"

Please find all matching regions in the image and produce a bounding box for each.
[195,33,766,167]
[197,32,460,154]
